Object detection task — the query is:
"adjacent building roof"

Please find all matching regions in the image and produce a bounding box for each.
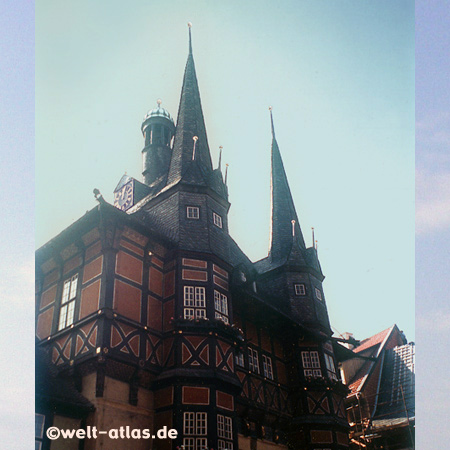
[353,326,395,356]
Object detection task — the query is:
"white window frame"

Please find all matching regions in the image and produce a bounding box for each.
[187,206,200,219]
[294,283,306,295]
[248,348,260,374]
[235,352,244,367]
[58,274,78,331]
[184,286,206,319]
[324,353,337,380]
[214,290,229,324]
[213,212,223,228]
[183,413,208,450]
[301,351,322,378]
[217,415,233,440]
[263,355,274,380]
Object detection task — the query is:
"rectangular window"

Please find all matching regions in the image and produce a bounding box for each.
[294,283,306,295]
[184,286,206,319]
[196,412,207,435]
[184,413,207,450]
[195,287,205,307]
[183,438,195,450]
[217,415,233,440]
[196,438,208,450]
[218,440,233,450]
[58,274,78,331]
[235,352,244,367]
[184,286,195,306]
[187,206,200,219]
[315,287,322,301]
[324,353,337,380]
[213,212,223,228]
[301,351,322,377]
[184,412,195,435]
[248,348,260,374]
[263,355,274,380]
[214,290,229,324]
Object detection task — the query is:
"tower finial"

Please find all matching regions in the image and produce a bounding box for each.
[225,164,229,185]
[269,106,275,138]
[218,146,223,171]
[187,22,193,55]
[311,227,315,248]
[192,136,198,160]
[157,98,162,107]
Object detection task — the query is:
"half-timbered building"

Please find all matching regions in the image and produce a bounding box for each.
[35,26,349,450]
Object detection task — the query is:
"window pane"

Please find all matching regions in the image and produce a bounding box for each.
[61,280,71,304]
[66,300,75,326]
[69,274,78,300]
[183,438,195,450]
[184,412,195,435]
[301,351,311,368]
[214,290,221,311]
[310,351,320,368]
[196,309,206,319]
[195,287,205,307]
[221,294,228,315]
[196,412,207,435]
[58,304,68,330]
[184,286,194,306]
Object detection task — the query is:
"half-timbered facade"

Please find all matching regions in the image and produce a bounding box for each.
[36,26,349,450]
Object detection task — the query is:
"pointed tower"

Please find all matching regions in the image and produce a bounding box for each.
[269,107,307,263]
[164,24,227,199]
[138,24,230,260]
[255,109,331,334]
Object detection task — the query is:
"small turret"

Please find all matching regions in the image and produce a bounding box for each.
[141,99,175,188]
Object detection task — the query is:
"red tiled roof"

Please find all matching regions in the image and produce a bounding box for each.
[354,326,393,354]
[348,360,373,393]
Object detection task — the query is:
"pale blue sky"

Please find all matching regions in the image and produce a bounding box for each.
[35,0,415,345]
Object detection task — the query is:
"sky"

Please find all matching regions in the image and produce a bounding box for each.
[2,0,447,448]
[35,0,415,345]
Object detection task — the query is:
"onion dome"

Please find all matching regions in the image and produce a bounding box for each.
[142,99,174,126]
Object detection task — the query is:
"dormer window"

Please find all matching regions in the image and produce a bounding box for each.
[315,288,323,301]
[213,212,223,228]
[294,284,306,296]
[187,206,200,219]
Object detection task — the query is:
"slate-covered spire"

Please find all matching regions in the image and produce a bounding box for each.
[166,24,213,186]
[269,108,306,263]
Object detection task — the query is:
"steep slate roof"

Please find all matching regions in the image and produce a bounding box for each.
[166,27,215,189]
[269,110,306,263]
